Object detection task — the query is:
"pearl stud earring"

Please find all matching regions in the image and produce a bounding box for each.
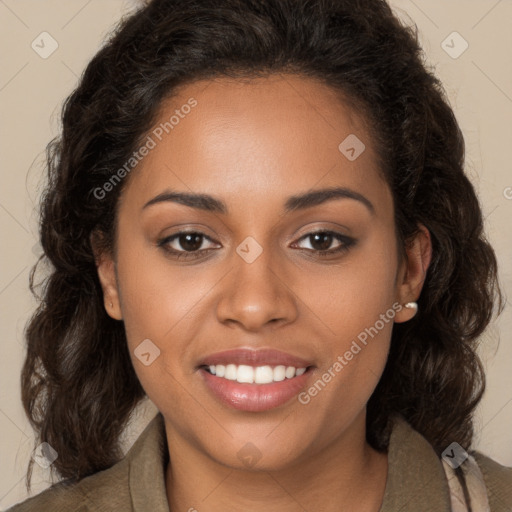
[404,302,418,310]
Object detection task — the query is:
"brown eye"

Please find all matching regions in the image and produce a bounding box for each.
[177,233,204,252]
[308,232,335,251]
[293,230,356,258]
[157,231,220,260]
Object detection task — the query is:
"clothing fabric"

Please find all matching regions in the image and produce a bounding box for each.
[443,453,490,510]
[8,413,512,511]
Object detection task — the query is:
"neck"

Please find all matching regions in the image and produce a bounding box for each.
[164,411,388,512]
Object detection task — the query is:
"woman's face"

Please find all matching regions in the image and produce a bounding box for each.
[98,74,428,471]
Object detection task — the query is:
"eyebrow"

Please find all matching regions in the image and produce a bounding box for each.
[142,186,375,215]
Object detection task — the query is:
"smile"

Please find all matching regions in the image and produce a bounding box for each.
[205,364,307,384]
[197,348,315,412]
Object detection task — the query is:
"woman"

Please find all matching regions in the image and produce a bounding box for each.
[10,0,511,510]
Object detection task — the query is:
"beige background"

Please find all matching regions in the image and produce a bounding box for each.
[0,0,511,508]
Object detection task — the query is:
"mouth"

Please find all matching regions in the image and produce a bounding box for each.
[197,349,315,412]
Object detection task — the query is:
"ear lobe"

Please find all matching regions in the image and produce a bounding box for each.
[394,224,432,323]
[90,232,123,320]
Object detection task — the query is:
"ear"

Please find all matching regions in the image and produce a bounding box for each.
[394,224,432,323]
[90,232,123,320]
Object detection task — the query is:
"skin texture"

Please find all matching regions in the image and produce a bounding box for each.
[96,74,432,511]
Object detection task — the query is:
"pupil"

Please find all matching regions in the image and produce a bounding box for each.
[311,233,332,251]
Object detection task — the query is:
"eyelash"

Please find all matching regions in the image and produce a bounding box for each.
[157,230,356,261]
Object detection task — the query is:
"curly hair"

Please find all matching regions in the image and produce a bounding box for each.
[22,0,502,490]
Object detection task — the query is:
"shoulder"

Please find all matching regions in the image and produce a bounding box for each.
[6,458,131,512]
[472,451,512,510]
[7,413,166,512]
[385,415,512,510]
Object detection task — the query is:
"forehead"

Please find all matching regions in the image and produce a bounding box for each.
[121,74,386,212]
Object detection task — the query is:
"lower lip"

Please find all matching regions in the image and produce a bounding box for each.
[200,367,312,412]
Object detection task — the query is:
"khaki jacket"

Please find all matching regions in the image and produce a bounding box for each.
[8,413,512,511]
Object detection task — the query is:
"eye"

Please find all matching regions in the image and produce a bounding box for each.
[157,231,220,260]
[292,230,355,257]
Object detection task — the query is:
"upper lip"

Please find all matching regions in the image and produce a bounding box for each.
[198,348,314,368]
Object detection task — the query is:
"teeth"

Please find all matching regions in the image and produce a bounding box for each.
[273,365,286,381]
[225,364,237,380]
[206,364,307,384]
[255,366,273,384]
[237,365,254,383]
[285,366,295,379]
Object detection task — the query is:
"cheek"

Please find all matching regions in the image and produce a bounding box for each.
[115,234,209,347]
[114,244,210,416]
[295,231,398,413]
[293,229,399,343]
[113,231,213,402]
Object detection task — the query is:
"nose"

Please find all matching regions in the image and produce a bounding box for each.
[215,248,299,332]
